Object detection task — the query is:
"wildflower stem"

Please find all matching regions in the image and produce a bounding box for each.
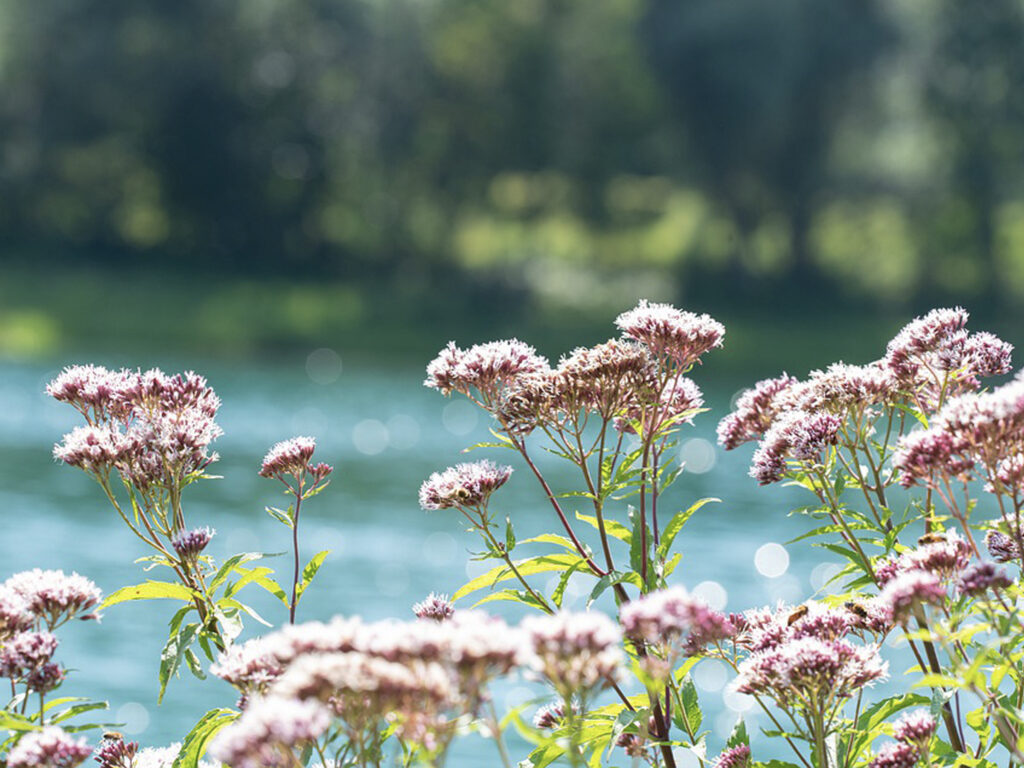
[573,426,618,577]
[479,521,553,614]
[486,699,514,768]
[512,439,607,578]
[289,485,304,624]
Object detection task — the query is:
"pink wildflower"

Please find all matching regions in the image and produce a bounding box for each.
[208,697,331,768]
[620,587,734,652]
[418,461,512,510]
[522,611,623,694]
[259,436,332,482]
[958,562,1012,597]
[615,300,725,367]
[171,527,215,562]
[869,741,920,768]
[893,709,936,748]
[424,339,549,404]
[985,529,1020,563]
[5,569,101,628]
[7,726,91,768]
[878,570,945,622]
[713,744,752,768]
[750,410,841,484]
[717,374,799,449]
[413,592,455,622]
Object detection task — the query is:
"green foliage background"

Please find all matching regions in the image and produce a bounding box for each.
[1,0,1022,356]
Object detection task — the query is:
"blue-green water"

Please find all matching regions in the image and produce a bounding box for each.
[5,354,851,765]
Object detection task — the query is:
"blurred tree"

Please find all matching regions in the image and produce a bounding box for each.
[925,0,1024,304]
[640,0,893,295]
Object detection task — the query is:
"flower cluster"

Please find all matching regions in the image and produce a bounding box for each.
[424,339,549,404]
[712,744,752,768]
[211,610,534,762]
[418,461,513,511]
[877,570,946,623]
[4,569,101,629]
[6,726,91,768]
[51,367,223,493]
[620,586,735,659]
[521,611,623,696]
[258,436,333,486]
[749,410,842,484]
[717,374,798,449]
[894,372,1024,492]
[884,308,1012,399]
[0,630,63,692]
[171,527,215,562]
[735,635,887,705]
[208,697,331,768]
[870,710,937,768]
[614,299,725,367]
[412,592,455,622]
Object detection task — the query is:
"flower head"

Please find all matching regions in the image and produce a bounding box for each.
[620,587,734,654]
[259,436,332,482]
[7,726,91,768]
[750,410,841,484]
[892,709,936,748]
[878,570,945,622]
[172,527,215,562]
[717,374,799,449]
[958,562,1012,597]
[615,300,725,367]
[208,697,331,768]
[94,736,139,768]
[413,593,455,622]
[522,611,623,695]
[985,529,1020,563]
[424,340,549,404]
[5,569,101,628]
[869,741,920,768]
[713,744,752,768]
[419,461,512,510]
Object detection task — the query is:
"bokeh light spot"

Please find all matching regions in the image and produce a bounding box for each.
[693,580,728,611]
[442,400,478,436]
[116,702,150,735]
[754,542,790,578]
[352,419,389,455]
[680,438,716,474]
[306,348,342,384]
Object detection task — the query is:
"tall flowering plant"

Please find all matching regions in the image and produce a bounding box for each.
[5,300,1023,768]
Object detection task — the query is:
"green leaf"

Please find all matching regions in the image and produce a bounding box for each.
[587,571,643,607]
[552,559,587,608]
[0,710,37,732]
[574,512,631,543]
[726,716,749,748]
[295,550,330,599]
[101,581,198,609]
[628,507,649,578]
[675,676,703,735]
[505,517,517,553]
[472,589,549,611]
[520,533,581,551]
[657,498,720,559]
[452,554,585,601]
[230,566,289,606]
[209,552,277,592]
[172,708,240,768]
[47,700,108,725]
[265,505,293,527]
[158,622,200,704]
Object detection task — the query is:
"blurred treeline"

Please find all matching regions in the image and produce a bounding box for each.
[3,0,1024,322]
